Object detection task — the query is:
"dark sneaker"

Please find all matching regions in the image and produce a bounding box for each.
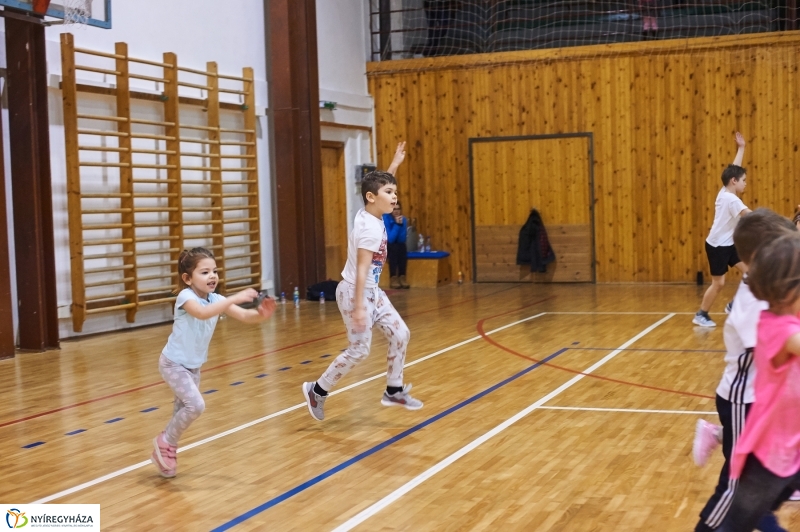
[725,301,733,314]
[381,384,423,410]
[302,382,327,421]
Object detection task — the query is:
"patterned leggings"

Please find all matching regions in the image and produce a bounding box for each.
[159,354,205,446]
[318,282,410,391]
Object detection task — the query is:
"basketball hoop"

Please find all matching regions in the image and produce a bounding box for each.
[62,0,91,28]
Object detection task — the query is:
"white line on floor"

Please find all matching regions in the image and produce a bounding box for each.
[31,312,549,504]
[538,406,716,415]
[330,313,675,532]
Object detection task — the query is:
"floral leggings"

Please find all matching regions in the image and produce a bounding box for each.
[159,354,205,446]
[318,282,410,391]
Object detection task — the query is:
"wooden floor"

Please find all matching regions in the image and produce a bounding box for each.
[3,283,800,531]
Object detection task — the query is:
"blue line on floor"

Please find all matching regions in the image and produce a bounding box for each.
[231,382,244,386]
[209,347,569,531]
[22,441,45,449]
[255,374,269,378]
[320,354,332,358]
[65,429,86,436]
[104,417,124,424]
[140,407,158,413]
[300,360,312,364]
[203,389,218,395]
[278,367,291,371]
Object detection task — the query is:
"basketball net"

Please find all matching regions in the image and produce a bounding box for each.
[62,0,91,28]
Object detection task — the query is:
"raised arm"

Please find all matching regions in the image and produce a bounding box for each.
[733,132,745,166]
[386,141,407,175]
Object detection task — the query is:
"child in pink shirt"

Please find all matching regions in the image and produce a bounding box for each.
[719,232,800,531]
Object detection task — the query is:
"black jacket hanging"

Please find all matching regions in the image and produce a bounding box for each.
[516,209,555,273]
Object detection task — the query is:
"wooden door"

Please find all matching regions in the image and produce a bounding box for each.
[471,135,594,283]
[321,142,348,280]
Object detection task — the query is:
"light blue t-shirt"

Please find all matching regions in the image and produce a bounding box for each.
[161,289,226,369]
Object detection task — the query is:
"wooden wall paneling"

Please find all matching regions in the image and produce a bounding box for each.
[205,62,226,293]
[114,42,137,323]
[60,34,86,332]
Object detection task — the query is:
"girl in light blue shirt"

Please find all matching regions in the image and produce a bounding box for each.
[151,247,275,478]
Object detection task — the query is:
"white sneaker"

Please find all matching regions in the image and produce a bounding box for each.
[381,384,423,410]
[693,313,716,327]
[790,491,800,502]
[693,419,722,467]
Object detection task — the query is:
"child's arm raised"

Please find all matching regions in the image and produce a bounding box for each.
[386,141,407,176]
[733,132,746,166]
[182,288,258,320]
[351,248,374,333]
[224,296,277,324]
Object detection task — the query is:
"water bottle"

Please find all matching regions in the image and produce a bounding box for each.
[458,271,463,285]
[293,286,300,308]
[280,291,286,304]
[417,234,425,251]
[319,291,325,305]
[425,236,431,252]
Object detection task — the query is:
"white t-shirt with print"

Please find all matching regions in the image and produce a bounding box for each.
[161,288,225,369]
[706,187,747,247]
[716,278,767,404]
[341,209,387,288]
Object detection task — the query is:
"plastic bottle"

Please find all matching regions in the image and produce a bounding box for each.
[280,291,286,304]
[425,236,431,252]
[458,271,463,285]
[417,234,425,252]
[293,286,300,308]
[319,291,325,305]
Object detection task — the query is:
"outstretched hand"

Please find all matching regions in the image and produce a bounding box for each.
[257,297,277,319]
[735,132,745,149]
[391,141,407,168]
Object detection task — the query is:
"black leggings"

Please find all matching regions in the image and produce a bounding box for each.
[388,242,407,277]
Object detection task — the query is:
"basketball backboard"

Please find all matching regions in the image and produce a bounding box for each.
[0,0,111,28]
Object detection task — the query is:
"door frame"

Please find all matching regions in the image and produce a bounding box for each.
[468,133,596,283]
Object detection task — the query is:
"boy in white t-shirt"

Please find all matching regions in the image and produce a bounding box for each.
[301,170,423,421]
[694,132,752,328]
[692,208,796,532]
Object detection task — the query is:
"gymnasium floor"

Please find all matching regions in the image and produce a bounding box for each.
[3,283,800,531]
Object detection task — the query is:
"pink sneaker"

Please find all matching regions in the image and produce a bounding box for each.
[790,491,800,501]
[693,419,722,466]
[151,432,177,478]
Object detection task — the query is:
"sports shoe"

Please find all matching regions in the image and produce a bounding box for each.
[381,384,423,410]
[151,432,177,478]
[756,512,788,532]
[693,312,716,328]
[725,301,733,314]
[789,491,800,502]
[693,419,722,467]
[302,382,327,421]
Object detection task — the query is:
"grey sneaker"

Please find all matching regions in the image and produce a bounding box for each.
[302,382,327,421]
[381,384,423,410]
[692,312,716,328]
[725,301,733,314]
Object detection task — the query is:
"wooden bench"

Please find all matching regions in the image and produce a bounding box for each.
[474,224,593,283]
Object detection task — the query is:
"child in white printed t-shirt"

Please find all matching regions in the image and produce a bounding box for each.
[301,170,423,421]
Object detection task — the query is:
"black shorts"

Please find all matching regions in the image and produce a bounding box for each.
[705,242,741,276]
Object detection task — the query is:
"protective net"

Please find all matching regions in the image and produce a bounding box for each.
[369,0,798,61]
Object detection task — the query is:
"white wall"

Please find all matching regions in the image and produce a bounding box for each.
[316,0,376,230]
[1,0,274,339]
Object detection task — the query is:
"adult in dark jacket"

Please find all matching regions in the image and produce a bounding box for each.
[383,203,410,288]
[517,209,555,273]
